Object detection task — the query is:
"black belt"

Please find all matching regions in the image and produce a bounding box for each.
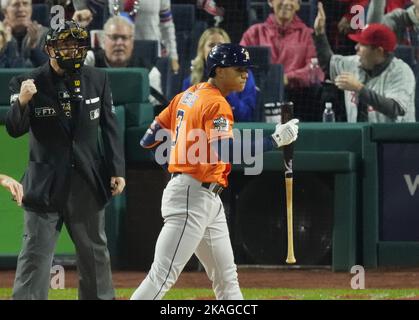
[171,173,223,195]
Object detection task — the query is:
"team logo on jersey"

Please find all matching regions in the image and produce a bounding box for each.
[35,107,57,117]
[213,116,229,132]
[90,108,100,120]
[181,92,198,108]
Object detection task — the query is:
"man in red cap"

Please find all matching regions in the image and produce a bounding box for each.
[313,2,415,123]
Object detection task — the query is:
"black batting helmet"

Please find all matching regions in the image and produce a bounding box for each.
[206,43,254,78]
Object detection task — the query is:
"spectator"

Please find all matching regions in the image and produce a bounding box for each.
[240,0,324,121]
[367,0,419,46]
[313,2,415,122]
[337,0,368,36]
[0,174,23,206]
[28,1,76,21]
[1,0,48,67]
[109,0,180,74]
[0,21,25,67]
[338,0,410,31]
[320,0,359,55]
[384,0,411,11]
[336,1,411,41]
[72,0,108,30]
[321,1,409,55]
[196,0,225,27]
[183,27,257,122]
[84,16,166,109]
[171,0,225,29]
[241,0,324,88]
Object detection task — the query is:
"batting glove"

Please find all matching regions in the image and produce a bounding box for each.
[271,119,299,148]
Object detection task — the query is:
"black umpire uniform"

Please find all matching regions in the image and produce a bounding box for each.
[5,33,125,298]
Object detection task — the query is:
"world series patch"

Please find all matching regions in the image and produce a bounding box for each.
[213,116,229,132]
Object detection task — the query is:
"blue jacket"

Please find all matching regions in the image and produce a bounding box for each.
[0,41,25,68]
[182,70,258,122]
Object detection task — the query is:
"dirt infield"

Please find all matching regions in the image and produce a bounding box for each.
[1,267,419,289]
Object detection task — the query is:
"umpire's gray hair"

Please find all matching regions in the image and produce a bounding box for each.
[103,15,135,35]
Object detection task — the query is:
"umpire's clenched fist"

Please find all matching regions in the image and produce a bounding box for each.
[19,79,37,107]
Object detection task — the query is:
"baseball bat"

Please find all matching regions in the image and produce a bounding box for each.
[281,102,296,264]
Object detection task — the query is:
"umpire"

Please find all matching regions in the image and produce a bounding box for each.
[5,20,125,300]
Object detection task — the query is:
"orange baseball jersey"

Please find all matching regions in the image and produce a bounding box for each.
[156,82,234,187]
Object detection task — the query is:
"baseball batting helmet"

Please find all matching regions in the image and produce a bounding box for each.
[206,43,254,78]
[45,20,89,73]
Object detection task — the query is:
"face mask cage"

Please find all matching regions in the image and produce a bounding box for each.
[46,25,90,71]
[53,43,88,61]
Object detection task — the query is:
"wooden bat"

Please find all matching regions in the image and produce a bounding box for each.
[281,102,296,264]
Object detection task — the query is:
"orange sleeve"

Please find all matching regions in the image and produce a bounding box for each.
[204,101,234,143]
[156,103,172,129]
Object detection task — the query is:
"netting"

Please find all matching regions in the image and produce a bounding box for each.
[3,0,416,122]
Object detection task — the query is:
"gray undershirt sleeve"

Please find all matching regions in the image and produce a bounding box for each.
[366,0,385,23]
[313,33,334,76]
[358,87,405,119]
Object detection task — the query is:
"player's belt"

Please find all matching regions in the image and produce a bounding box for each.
[171,173,223,195]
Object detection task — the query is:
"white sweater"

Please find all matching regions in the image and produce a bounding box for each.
[109,0,179,60]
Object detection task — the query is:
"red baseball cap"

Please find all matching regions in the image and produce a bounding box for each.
[348,23,397,52]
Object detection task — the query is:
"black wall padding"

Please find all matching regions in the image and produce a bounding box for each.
[231,171,334,266]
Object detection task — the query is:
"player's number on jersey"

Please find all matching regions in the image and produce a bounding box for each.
[172,109,185,147]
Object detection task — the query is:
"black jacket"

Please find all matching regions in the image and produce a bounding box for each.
[6,62,125,212]
[92,48,151,69]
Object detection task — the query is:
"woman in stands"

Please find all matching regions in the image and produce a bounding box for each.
[182,27,258,122]
[240,0,324,121]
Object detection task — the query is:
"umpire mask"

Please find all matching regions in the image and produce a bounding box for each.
[45,20,89,73]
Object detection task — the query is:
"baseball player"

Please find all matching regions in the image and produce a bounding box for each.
[130,43,299,300]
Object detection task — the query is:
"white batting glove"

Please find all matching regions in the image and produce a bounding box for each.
[271,119,299,148]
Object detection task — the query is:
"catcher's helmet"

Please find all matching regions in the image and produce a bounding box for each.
[45,20,89,73]
[206,43,254,78]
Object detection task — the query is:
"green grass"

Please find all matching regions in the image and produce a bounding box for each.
[1,288,419,300]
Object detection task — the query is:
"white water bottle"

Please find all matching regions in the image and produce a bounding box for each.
[322,102,335,122]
